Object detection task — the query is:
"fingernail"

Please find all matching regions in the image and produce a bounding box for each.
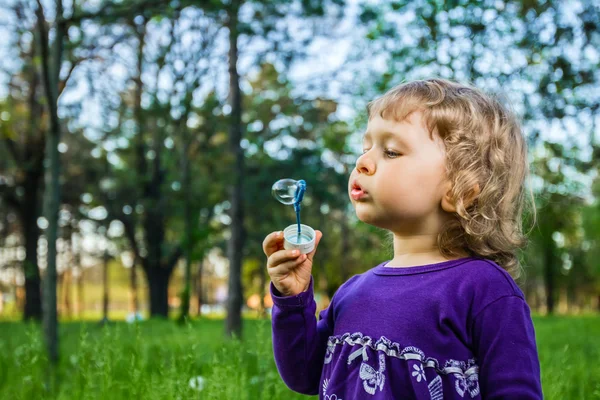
[292,250,299,255]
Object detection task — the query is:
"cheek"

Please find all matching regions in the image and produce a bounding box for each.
[379,165,444,207]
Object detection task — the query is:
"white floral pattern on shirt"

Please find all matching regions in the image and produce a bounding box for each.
[322,378,342,400]
[358,352,386,395]
[412,364,426,382]
[325,332,480,399]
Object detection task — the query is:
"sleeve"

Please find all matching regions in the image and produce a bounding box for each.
[471,295,543,399]
[270,276,334,395]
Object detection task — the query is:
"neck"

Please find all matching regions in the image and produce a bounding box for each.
[388,233,446,267]
[387,212,466,268]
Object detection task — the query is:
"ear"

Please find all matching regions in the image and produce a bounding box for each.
[441,180,457,213]
[441,181,480,213]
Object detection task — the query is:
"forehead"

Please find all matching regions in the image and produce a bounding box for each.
[362,112,431,143]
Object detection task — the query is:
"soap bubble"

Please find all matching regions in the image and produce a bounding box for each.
[272,179,305,205]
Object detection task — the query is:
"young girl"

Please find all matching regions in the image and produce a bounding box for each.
[262,79,543,399]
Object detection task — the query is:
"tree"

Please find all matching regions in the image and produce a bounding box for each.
[76,4,227,318]
[224,0,245,338]
[0,3,50,321]
[35,0,65,365]
[221,0,346,338]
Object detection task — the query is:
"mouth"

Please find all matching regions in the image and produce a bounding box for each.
[350,180,368,201]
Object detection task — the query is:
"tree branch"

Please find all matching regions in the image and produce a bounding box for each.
[61,0,171,26]
[165,246,182,272]
[59,57,84,96]
[59,30,130,96]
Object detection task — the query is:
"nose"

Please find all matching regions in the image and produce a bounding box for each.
[355,152,375,175]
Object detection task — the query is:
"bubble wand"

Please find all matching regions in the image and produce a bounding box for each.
[272,178,316,255]
[293,179,306,242]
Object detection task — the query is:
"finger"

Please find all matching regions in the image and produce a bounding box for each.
[263,231,284,257]
[267,248,303,268]
[306,230,323,262]
[268,254,307,276]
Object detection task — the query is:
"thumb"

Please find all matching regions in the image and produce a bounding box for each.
[306,230,323,262]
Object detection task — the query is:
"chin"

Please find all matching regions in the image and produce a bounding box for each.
[354,207,385,228]
[355,206,407,231]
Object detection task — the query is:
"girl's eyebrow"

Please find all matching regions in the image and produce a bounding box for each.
[362,130,407,143]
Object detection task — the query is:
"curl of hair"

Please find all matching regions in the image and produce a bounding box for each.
[367,79,536,279]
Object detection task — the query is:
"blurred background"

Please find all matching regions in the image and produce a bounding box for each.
[0,0,599,398]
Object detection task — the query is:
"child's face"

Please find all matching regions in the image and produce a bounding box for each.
[349,111,451,233]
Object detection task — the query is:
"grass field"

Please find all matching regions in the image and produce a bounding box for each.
[0,315,598,399]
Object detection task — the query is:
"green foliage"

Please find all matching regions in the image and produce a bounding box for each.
[3,0,600,332]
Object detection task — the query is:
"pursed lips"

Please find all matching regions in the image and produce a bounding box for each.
[350,180,369,200]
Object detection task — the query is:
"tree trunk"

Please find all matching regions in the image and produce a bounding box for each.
[60,230,72,319]
[543,244,555,315]
[21,204,42,320]
[142,203,175,318]
[129,258,139,315]
[41,89,60,365]
[195,259,204,317]
[130,17,172,318]
[534,282,543,313]
[179,138,192,321]
[9,17,46,322]
[225,0,245,339]
[145,265,171,317]
[36,0,64,366]
[76,266,84,318]
[102,247,109,321]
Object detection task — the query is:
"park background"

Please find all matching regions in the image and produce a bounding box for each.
[0,0,599,398]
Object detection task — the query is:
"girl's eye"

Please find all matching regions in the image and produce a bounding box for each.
[361,148,401,157]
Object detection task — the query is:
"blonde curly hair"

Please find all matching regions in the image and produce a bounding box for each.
[367,78,536,278]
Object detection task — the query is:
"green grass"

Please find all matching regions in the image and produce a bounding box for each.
[0,315,598,399]
[535,315,600,399]
[0,318,300,400]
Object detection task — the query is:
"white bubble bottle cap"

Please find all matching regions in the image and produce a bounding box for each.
[283,224,315,255]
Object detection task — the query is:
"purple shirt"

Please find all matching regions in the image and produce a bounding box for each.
[271,257,543,399]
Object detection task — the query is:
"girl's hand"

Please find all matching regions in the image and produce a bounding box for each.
[262,230,323,297]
